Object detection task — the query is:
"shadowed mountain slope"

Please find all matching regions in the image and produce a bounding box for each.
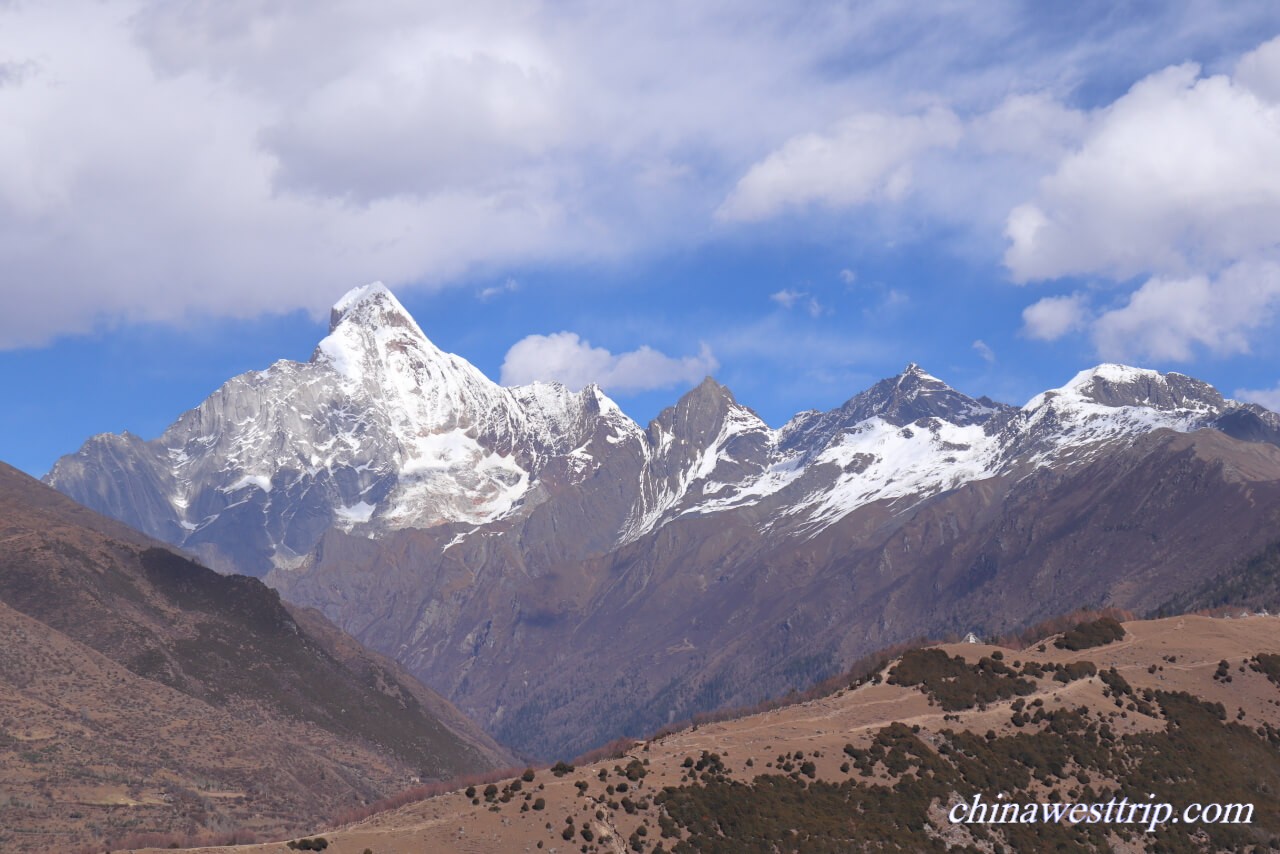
[0,462,511,852]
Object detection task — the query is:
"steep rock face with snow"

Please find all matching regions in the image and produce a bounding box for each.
[49,284,640,575]
[47,284,1280,758]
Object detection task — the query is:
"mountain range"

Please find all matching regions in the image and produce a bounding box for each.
[47,283,1280,758]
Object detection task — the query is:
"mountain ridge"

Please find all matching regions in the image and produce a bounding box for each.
[47,283,1280,572]
[44,283,1280,758]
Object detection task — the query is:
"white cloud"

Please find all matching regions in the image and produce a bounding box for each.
[1001,38,1280,364]
[972,339,995,363]
[1235,382,1280,412]
[478,278,520,300]
[1235,34,1280,102]
[499,332,718,393]
[770,288,807,309]
[770,288,826,316]
[0,0,870,347]
[1091,261,1280,362]
[717,108,963,222]
[4,0,1280,351]
[838,268,857,286]
[1005,40,1280,282]
[1020,293,1089,341]
[969,93,1089,163]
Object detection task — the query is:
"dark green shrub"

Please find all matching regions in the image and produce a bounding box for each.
[1054,617,1125,650]
[889,648,1034,710]
[1053,661,1098,683]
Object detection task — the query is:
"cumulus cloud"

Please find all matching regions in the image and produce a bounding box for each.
[717,108,963,222]
[0,1,602,347]
[1235,34,1280,102]
[5,0,1280,355]
[1005,40,1280,283]
[1020,293,1090,341]
[499,332,718,393]
[969,93,1089,163]
[1000,36,1280,364]
[1091,261,1280,362]
[0,0,874,347]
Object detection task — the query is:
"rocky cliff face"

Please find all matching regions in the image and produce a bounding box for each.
[46,284,1280,758]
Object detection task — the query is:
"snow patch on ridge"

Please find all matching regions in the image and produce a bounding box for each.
[795,418,999,529]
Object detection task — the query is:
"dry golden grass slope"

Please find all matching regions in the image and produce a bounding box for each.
[146,614,1280,854]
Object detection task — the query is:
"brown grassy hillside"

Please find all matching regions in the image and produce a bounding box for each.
[152,614,1280,853]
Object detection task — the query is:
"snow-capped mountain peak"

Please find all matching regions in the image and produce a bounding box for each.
[46,284,1280,580]
[314,281,504,429]
[1035,363,1226,414]
[329,281,422,332]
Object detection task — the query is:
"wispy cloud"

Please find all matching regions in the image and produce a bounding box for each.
[972,339,996,363]
[770,288,806,309]
[477,277,520,301]
[771,288,827,317]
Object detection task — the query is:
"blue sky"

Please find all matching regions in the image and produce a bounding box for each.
[5,1,1280,477]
